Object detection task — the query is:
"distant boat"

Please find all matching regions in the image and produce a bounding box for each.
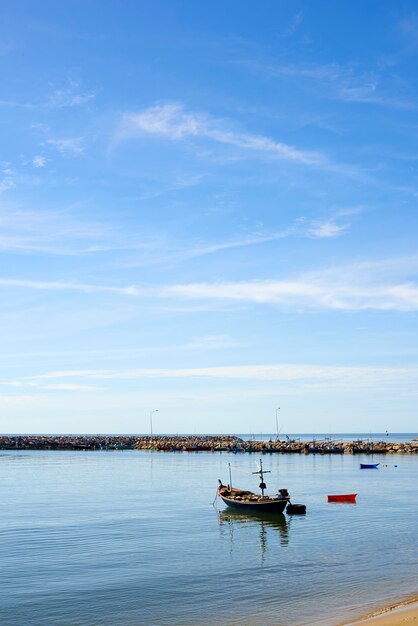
[360,463,379,469]
[328,493,357,503]
[217,459,290,513]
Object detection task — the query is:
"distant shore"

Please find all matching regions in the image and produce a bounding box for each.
[1,434,418,454]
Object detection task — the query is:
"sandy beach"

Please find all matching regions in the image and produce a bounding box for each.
[345,598,418,625]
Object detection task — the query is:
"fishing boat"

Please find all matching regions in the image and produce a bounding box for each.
[360,462,379,469]
[327,493,357,503]
[217,459,290,513]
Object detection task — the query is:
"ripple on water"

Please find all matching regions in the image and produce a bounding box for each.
[0,450,418,625]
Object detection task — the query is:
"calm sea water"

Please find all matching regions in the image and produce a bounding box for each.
[1,449,418,626]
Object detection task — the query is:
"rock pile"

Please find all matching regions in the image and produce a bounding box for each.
[1,435,417,454]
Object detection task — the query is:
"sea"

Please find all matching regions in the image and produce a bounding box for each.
[1,435,418,626]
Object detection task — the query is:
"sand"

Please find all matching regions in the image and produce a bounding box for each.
[345,599,418,625]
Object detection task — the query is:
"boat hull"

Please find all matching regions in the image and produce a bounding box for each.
[328,494,357,503]
[360,463,379,469]
[219,493,288,513]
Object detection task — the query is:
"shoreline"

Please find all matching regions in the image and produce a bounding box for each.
[342,594,418,625]
[1,434,418,454]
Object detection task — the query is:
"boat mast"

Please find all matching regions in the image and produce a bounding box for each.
[253,458,270,496]
[228,462,232,490]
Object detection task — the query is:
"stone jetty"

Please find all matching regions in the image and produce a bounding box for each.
[1,435,418,454]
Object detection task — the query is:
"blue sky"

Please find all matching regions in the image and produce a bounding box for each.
[1,0,418,434]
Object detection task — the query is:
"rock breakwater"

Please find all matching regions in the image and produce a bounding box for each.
[1,435,418,454]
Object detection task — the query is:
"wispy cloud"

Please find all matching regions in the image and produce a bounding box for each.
[46,80,95,108]
[118,102,323,165]
[0,277,142,296]
[7,363,418,393]
[337,79,412,108]
[0,203,350,259]
[281,11,304,37]
[117,103,405,188]
[179,228,296,260]
[399,13,418,49]
[45,137,84,154]
[173,218,349,262]
[3,380,101,392]
[239,59,414,109]
[32,155,47,168]
[307,220,349,238]
[166,278,418,311]
[0,177,15,193]
[41,383,101,391]
[184,334,241,350]
[0,79,95,110]
[0,206,165,256]
[2,254,418,311]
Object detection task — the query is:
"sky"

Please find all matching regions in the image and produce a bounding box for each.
[1,0,418,435]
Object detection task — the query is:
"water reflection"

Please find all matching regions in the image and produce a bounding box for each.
[217,508,290,563]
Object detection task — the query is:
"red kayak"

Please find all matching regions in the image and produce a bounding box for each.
[327,493,357,503]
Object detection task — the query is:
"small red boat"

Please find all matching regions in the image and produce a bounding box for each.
[327,493,357,503]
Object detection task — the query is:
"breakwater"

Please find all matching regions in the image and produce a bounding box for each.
[1,435,418,454]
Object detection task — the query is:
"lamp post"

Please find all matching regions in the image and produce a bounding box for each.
[275,407,280,440]
[150,409,158,441]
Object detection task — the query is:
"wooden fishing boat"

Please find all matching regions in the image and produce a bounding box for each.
[217,459,290,513]
[360,463,379,469]
[327,493,357,503]
[218,483,289,512]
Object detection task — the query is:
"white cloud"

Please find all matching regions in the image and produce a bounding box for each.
[181,228,296,260]
[0,277,142,296]
[166,279,418,311]
[2,380,100,392]
[120,103,323,165]
[126,103,202,139]
[185,334,240,350]
[240,59,413,110]
[41,383,101,392]
[47,80,95,108]
[45,137,84,154]
[0,206,161,256]
[307,220,349,238]
[0,177,15,193]
[0,79,95,110]
[125,217,341,266]
[2,254,418,311]
[8,363,418,393]
[32,155,47,168]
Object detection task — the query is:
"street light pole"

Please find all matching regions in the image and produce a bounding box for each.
[275,407,280,440]
[150,409,158,441]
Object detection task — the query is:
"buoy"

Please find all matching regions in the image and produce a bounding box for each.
[286,503,306,515]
